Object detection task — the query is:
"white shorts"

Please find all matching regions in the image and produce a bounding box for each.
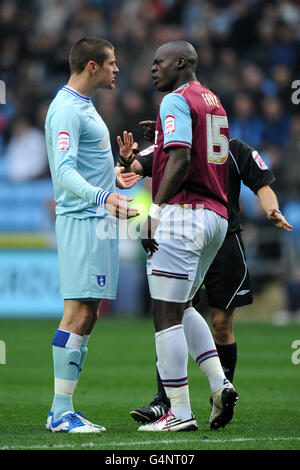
[147,205,227,303]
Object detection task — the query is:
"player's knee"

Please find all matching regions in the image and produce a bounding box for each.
[62,300,100,333]
[154,317,182,332]
[152,302,184,332]
[211,317,232,343]
[80,301,100,324]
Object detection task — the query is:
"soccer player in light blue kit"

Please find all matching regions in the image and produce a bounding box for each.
[44,37,139,433]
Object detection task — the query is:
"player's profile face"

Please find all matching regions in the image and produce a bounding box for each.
[95,48,119,90]
[151,48,178,92]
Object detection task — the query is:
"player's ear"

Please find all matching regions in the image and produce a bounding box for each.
[86,60,98,75]
[177,57,186,70]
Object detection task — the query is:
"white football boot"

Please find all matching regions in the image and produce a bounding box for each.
[209,379,238,430]
[138,409,198,432]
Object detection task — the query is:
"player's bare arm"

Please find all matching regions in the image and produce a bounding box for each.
[141,147,191,255]
[153,147,191,205]
[257,185,293,232]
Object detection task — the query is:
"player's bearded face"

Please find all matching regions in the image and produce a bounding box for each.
[95,49,119,90]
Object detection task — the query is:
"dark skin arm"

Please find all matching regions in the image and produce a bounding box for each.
[141,147,191,255]
[154,147,191,205]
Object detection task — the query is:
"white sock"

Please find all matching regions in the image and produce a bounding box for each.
[183,307,226,392]
[167,385,191,420]
[155,324,192,420]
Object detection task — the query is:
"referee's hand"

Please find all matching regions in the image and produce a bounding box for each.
[268,209,293,232]
[106,193,139,219]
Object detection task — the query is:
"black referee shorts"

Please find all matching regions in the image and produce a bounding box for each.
[193,231,253,311]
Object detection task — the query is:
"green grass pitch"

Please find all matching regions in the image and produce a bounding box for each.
[0,317,299,451]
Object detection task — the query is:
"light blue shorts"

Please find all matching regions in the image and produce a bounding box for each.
[55,215,119,300]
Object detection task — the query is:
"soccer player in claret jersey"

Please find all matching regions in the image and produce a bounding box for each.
[124,136,292,426]
[44,37,139,433]
[134,40,238,432]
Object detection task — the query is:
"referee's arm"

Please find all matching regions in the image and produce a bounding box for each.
[257,185,292,232]
[128,158,145,176]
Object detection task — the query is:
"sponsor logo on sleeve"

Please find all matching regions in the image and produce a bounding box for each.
[164,115,175,137]
[252,150,268,170]
[58,132,70,151]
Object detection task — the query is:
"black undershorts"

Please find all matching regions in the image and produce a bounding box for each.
[193,231,253,311]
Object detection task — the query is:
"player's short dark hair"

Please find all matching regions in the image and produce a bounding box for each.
[69,37,114,74]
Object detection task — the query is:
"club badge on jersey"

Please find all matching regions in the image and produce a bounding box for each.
[58,132,70,152]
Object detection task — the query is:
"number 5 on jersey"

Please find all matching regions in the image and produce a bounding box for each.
[206,114,229,165]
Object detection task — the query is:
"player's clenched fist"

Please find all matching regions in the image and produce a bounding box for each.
[139,121,156,143]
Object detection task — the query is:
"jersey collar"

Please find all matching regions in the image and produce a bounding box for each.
[62,85,91,103]
[173,81,200,92]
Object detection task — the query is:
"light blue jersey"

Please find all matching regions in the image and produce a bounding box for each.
[45,85,116,218]
[159,85,192,150]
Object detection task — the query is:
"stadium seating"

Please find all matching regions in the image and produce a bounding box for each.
[0,176,54,232]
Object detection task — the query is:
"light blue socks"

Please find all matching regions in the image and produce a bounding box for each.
[50,329,90,421]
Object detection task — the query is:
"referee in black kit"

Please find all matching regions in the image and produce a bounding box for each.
[119,132,292,423]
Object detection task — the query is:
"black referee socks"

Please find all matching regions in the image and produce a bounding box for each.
[215,342,237,383]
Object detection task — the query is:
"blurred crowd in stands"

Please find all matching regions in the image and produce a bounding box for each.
[0,0,300,320]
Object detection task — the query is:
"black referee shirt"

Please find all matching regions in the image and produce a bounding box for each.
[136,137,275,233]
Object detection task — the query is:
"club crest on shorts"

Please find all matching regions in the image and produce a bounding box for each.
[97,275,106,288]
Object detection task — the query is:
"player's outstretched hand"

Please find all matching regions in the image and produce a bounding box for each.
[268,209,293,232]
[106,193,139,219]
[140,215,159,257]
[139,120,156,143]
[115,166,140,189]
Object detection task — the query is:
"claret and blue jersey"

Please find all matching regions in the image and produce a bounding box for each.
[152,81,229,220]
[45,85,116,218]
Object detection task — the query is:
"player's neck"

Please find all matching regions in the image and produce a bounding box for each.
[67,75,93,98]
[170,73,197,92]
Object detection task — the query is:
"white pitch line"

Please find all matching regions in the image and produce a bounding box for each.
[1,436,300,450]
